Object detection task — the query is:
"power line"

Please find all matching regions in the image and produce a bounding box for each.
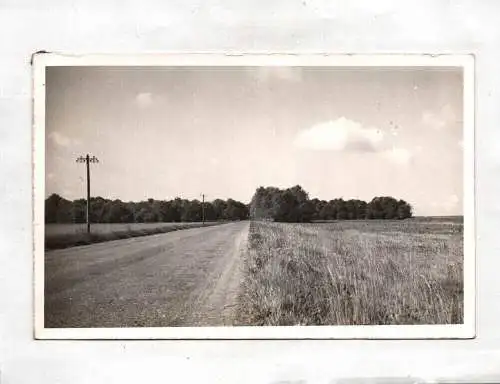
[76,154,99,233]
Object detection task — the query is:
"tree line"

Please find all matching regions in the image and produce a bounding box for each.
[45,194,249,224]
[249,185,413,222]
[45,185,413,224]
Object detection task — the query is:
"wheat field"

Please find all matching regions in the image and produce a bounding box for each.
[237,219,463,326]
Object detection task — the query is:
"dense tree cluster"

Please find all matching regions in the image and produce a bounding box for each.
[249,186,314,222]
[46,186,413,224]
[45,194,249,224]
[249,185,413,222]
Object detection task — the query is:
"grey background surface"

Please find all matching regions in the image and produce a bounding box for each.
[1,1,499,383]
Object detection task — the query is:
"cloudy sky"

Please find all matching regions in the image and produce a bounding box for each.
[45,66,463,215]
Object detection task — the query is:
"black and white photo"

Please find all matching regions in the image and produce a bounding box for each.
[33,54,475,339]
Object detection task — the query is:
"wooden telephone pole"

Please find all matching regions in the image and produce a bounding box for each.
[76,154,99,233]
[201,193,205,225]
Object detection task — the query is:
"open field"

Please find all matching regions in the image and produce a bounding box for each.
[410,216,464,224]
[45,222,223,250]
[44,219,464,327]
[237,220,463,326]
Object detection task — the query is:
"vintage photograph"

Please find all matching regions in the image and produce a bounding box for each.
[33,55,475,339]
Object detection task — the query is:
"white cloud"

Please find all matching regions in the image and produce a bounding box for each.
[135,92,153,108]
[422,103,458,130]
[383,146,414,165]
[294,117,384,152]
[48,131,78,147]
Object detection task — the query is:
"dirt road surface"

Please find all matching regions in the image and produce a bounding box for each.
[44,221,249,328]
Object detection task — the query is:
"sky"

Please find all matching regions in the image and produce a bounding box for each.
[45,65,464,216]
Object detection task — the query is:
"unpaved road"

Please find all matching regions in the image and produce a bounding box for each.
[45,221,249,328]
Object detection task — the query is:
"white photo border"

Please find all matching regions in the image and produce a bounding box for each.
[33,53,475,340]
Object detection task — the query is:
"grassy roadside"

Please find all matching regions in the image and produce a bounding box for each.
[236,220,463,326]
[45,222,223,251]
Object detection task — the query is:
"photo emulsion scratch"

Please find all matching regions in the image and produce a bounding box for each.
[33,55,475,339]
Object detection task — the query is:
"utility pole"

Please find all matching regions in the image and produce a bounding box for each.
[76,154,99,233]
[201,193,205,225]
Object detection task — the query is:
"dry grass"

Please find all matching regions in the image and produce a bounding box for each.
[45,222,222,250]
[236,220,463,325]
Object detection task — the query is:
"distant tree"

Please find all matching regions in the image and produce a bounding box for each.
[309,198,325,220]
[366,197,384,219]
[345,199,357,220]
[169,198,183,222]
[250,185,312,222]
[343,199,368,220]
[124,201,138,222]
[298,200,315,222]
[383,197,398,219]
[103,200,134,223]
[135,207,155,223]
[44,189,411,225]
[397,199,413,219]
[203,201,217,221]
[89,197,108,223]
[71,198,86,223]
[335,199,348,220]
[156,200,177,222]
[318,200,335,220]
[366,196,411,220]
[271,189,297,222]
[182,200,202,222]
[289,185,309,204]
[249,186,279,220]
[45,193,71,223]
[248,186,413,223]
[356,200,368,219]
[224,199,248,220]
[100,200,114,223]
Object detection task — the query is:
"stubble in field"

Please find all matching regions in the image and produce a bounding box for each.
[236,220,463,326]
